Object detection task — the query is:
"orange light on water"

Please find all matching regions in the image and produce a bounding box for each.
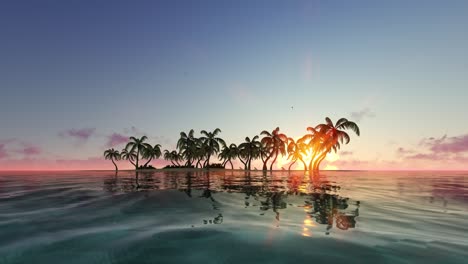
[304,219,316,227]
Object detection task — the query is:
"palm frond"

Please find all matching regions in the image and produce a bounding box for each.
[338,121,360,136]
[213,128,222,135]
[335,118,348,127]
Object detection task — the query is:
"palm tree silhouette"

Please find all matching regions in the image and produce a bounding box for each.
[300,126,324,171]
[239,136,262,170]
[164,149,182,167]
[125,136,151,170]
[177,129,198,167]
[261,127,288,171]
[200,128,226,168]
[121,148,137,168]
[194,144,207,168]
[312,117,360,171]
[142,144,162,168]
[218,143,239,169]
[103,148,121,171]
[286,138,308,171]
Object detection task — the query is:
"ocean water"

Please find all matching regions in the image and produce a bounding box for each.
[0,170,467,264]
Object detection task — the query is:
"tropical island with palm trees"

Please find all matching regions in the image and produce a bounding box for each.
[104,117,360,174]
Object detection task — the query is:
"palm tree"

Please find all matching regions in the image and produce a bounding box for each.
[260,130,275,171]
[286,138,307,171]
[194,142,211,168]
[177,129,198,167]
[300,127,323,171]
[103,148,121,171]
[312,117,360,172]
[163,149,180,166]
[218,143,238,169]
[238,136,262,170]
[164,150,181,167]
[260,127,288,171]
[142,144,162,168]
[121,148,137,168]
[125,136,151,170]
[200,128,226,168]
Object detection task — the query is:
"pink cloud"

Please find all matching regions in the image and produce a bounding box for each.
[60,128,96,141]
[405,153,444,160]
[422,134,468,153]
[396,147,415,155]
[21,145,41,156]
[0,144,8,159]
[106,133,129,147]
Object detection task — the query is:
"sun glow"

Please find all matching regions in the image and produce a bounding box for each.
[324,164,338,170]
[326,152,340,162]
[275,143,340,171]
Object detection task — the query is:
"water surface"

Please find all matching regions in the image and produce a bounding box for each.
[0,170,467,263]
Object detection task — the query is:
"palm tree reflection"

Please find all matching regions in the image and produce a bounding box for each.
[306,185,360,233]
[102,171,360,232]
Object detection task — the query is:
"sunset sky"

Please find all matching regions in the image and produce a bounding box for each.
[1,0,467,170]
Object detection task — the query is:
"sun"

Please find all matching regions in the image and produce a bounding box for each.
[275,144,340,170]
[326,152,339,162]
[324,164,338,170]
[271,134,343,171]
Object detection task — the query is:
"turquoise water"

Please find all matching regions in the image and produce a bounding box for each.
[0,170,467,264]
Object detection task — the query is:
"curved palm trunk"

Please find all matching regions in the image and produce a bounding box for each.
[128,158,136,168]
[288,159,297,172]
[262,151,274,171]
[111,158,118,171]
[299,158,307,171]
[247,150,255,170]
[135,150,140,170]
[239,156,248,170]
[313,150,329,172]
[229,160,234,170]
[308,151,319,172]
[269,149,279,171]
[205,154,211,168]
[170,160,177,166]
[143,157,153,167]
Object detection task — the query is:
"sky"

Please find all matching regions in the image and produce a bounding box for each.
[1,0,468,170]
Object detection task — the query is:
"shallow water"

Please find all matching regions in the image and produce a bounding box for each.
[0,170,467,264]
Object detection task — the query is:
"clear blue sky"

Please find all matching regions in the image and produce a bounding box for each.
[1,0,467,170]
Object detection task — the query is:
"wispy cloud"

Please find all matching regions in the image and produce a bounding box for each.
[59,128,96,141]
[0,144,8,159]
[340,151,353,156]
[399,133,468,166]
[396,147,415,155]
[405,153,444,160]
[227,83,256,104]
[0,140,42,159]
[106,133,129,148]
[302,53,316,81]
[21,145,41,156]
[350,108,375,122]
[421,134,468,153]
[123,126,145,136]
